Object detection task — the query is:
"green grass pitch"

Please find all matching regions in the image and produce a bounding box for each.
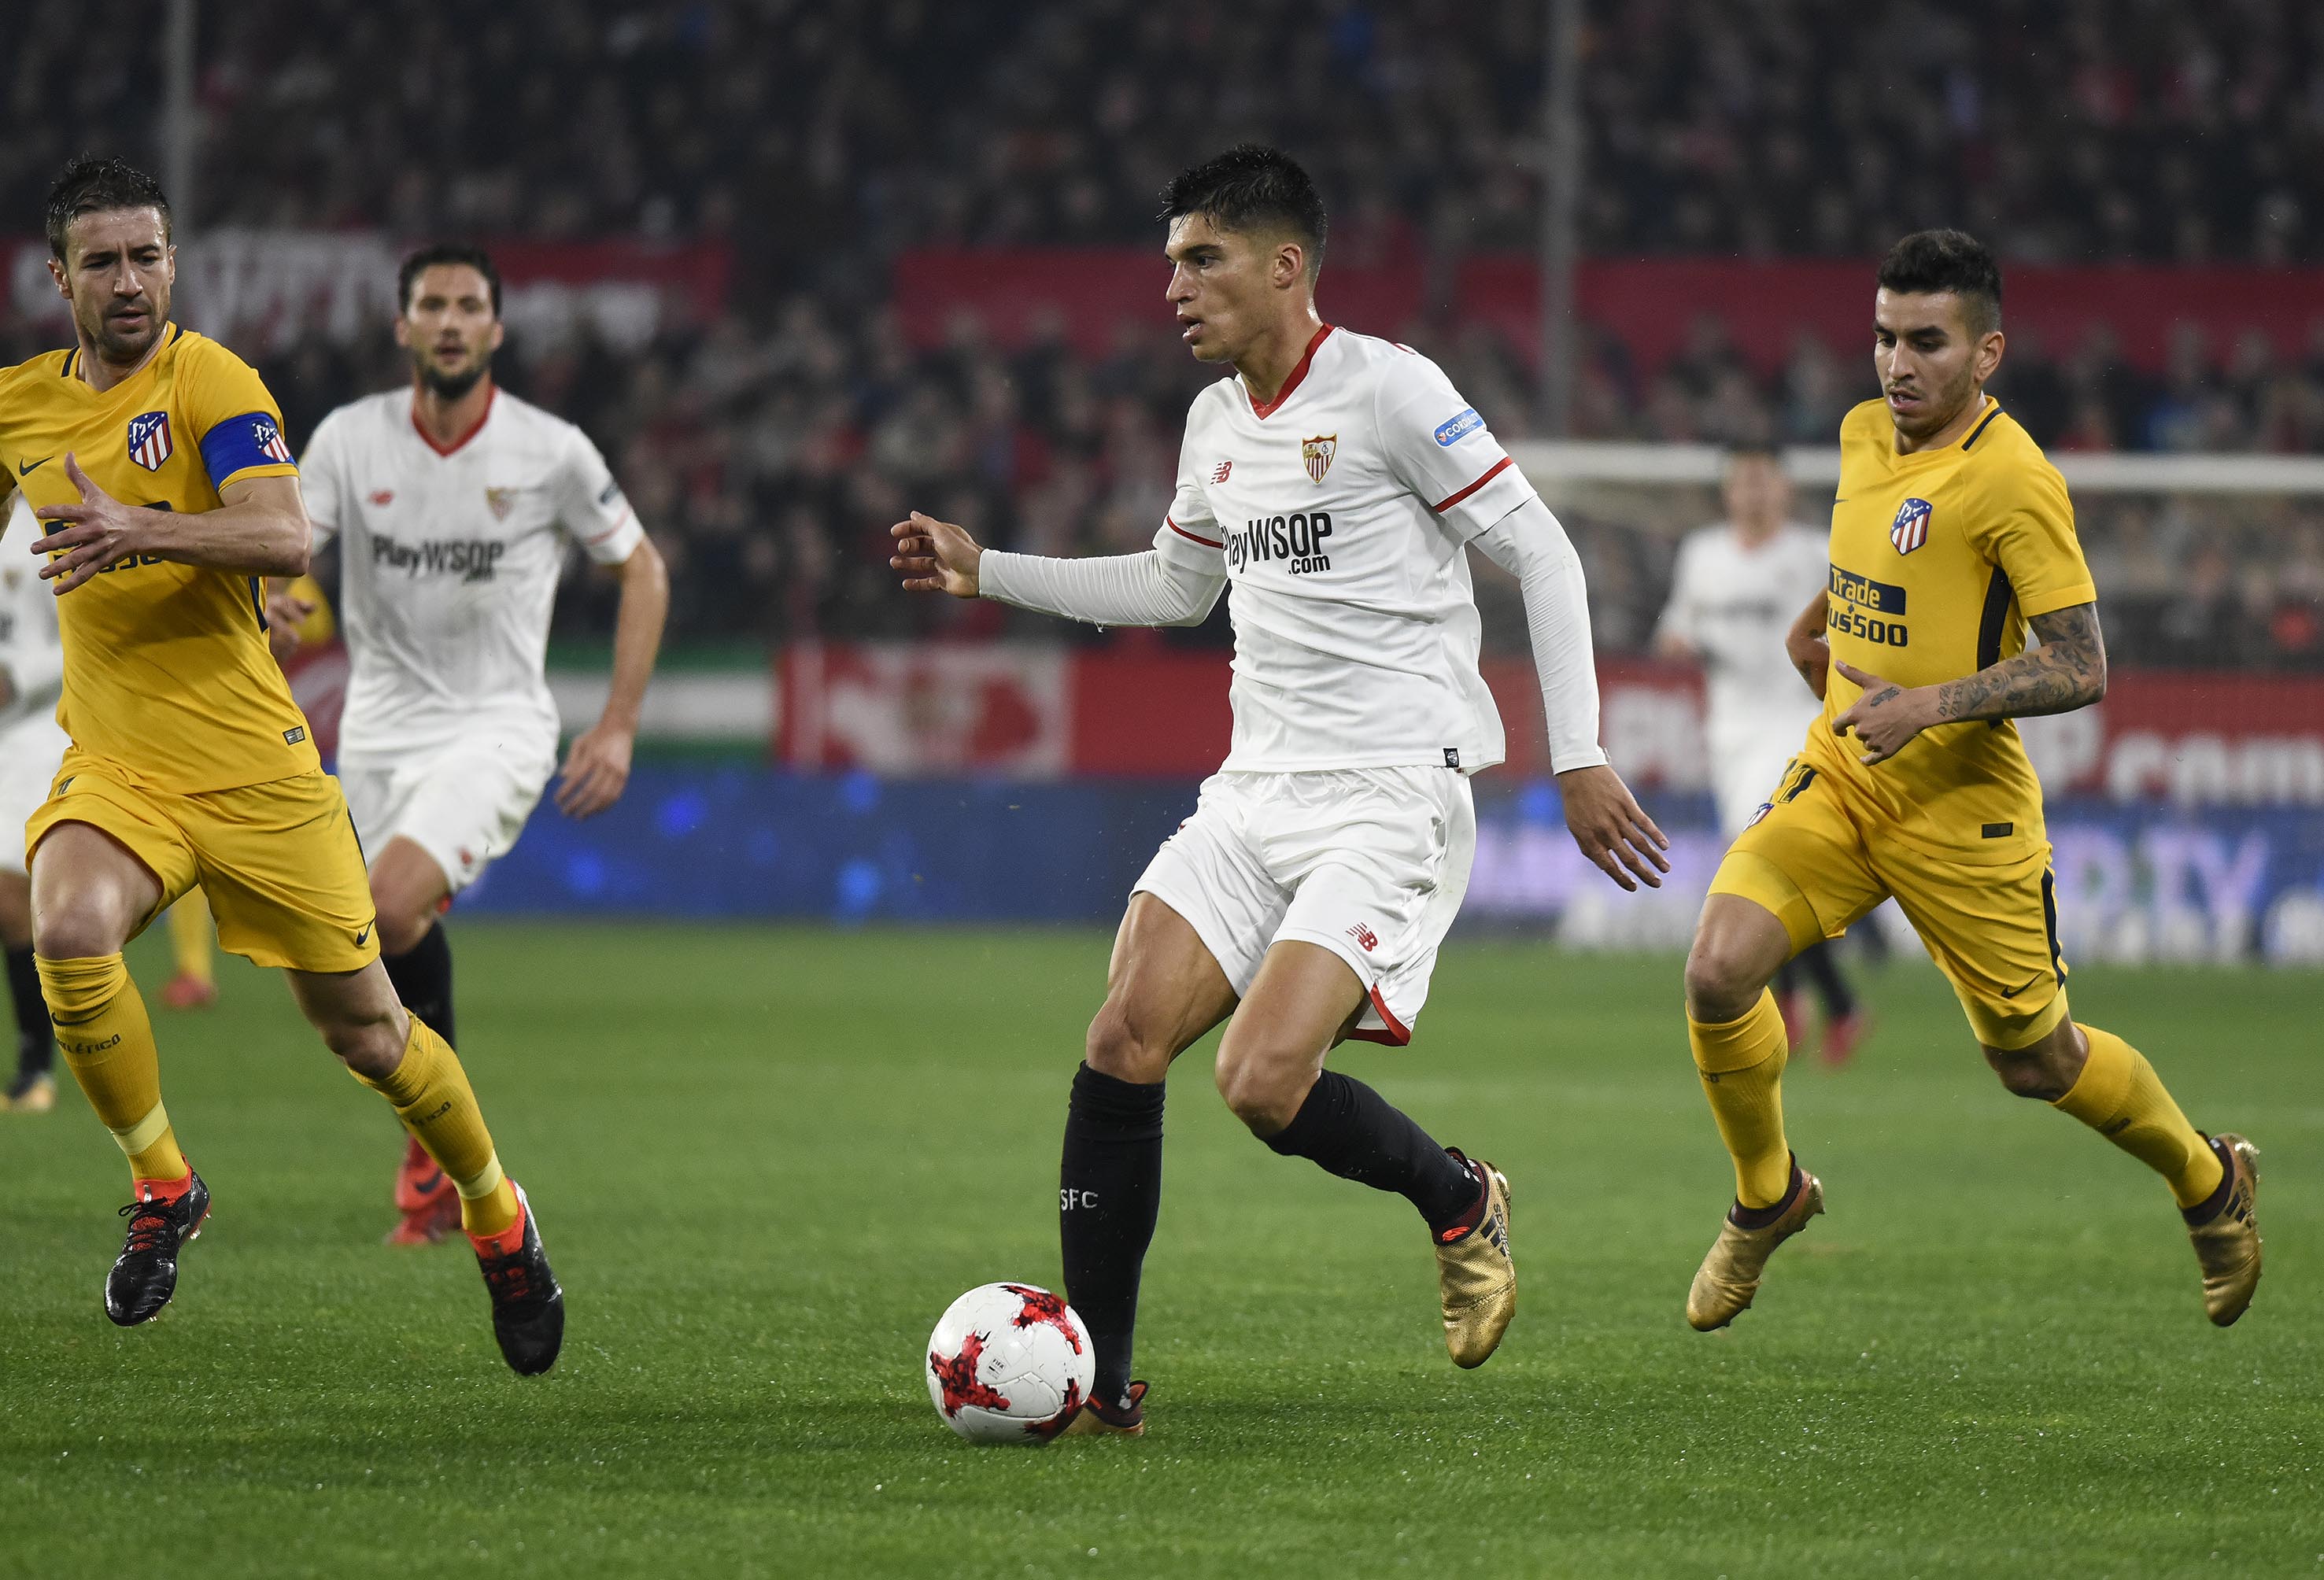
[2,923,2318,1578]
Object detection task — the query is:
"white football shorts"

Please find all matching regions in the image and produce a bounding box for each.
[0,714,70,877]
[338,737,558,898]
[1132,766,1476,1045]
[1710,713,1820,840]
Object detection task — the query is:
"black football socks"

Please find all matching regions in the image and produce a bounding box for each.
[1793,939,1857,1020]
[1059,1062,1165,1410]
[6,943,52,1078]
[1265,1069,1480,1237]
[382,921,456,1047]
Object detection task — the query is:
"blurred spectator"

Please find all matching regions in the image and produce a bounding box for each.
[4,0,2324,666]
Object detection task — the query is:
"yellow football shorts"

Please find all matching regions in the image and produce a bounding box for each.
[27,752,381,975]
[1709,757,2068,1050]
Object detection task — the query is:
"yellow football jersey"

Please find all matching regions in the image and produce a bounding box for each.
[1804,395,2097,862]
[0,325,316,793]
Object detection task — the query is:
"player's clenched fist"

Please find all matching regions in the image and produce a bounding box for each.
[889,511,982,599]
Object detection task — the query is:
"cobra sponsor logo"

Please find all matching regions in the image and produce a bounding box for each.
[1433,408,1483,446]
[372,535,507,582]
[1225,510,1333,574]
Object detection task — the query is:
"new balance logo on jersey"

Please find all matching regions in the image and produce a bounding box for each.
[1225,511,1332,574]
[371,535,507,582]
[1211,460,1232,484]
[1347,923,1379,952]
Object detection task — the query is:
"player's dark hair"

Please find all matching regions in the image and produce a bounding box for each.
[1160,145,1328,280]
[45,156,172,260]
[398,242,503,317]
[1877,229,2002,336]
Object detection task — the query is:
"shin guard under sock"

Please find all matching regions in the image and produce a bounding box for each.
[1263,1069,1478,1234]
[1690,989,1793,1209]
[382,921,456,1048]
[1059,1063,1165,1408]
[353,1013,517,1235]
[2053,1023,2223,1208]
[38,954,186,1183]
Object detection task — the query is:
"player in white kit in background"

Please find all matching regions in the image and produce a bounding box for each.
[892,146,1667,1432]
[298,245,669,1242]
[1,495,69,1112]
[1655,443,1872,1065]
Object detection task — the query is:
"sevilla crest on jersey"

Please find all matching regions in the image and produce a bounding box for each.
[1302,434,1336,482]
[1891,496,1933,556]
[127,411,172,471]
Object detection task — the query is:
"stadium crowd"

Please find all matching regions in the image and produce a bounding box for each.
[2,0,2322,663]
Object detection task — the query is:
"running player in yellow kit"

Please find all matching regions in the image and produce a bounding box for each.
[1677,231,2261,1331]
[1,157,562,1372]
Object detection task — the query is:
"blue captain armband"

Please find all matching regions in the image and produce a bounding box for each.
[199,411,298,487]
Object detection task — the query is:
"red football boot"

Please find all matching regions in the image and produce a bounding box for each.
[160,973,217,1011]
[1820,1009,1874,1069]
[386,1134,462,1245]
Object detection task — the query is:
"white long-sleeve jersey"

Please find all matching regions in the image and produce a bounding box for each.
[981,326,1605,776]
[1,494,65,734]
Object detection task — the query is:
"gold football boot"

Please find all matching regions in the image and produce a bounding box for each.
[1434,1154,1514,1368]
[1687,1162,1823,1331]
[2188,1133,2261,1327]
[2,1070,56,1113]
[1062,1379,1147,1438]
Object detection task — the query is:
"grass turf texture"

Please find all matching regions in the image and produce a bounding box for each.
[1,924,2318,1578]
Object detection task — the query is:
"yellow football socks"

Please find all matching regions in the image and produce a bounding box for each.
[168,891,215,988]
[38,954,189,1191]
[1690,988,1794,1208]
[353,1013,519,1236]
[2053,1023,2223,1208]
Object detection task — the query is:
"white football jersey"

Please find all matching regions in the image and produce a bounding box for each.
[300,387,643,764]
[1155,327,1538,773]
[1657,522,1829,752]
[0,494,65,734]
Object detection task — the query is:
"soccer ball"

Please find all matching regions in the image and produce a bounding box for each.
[925,1282,1095,1445]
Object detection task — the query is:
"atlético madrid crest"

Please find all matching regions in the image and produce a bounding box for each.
[1301,434,1337,483]
[127,411,172,471]
[1890,496,1934,556]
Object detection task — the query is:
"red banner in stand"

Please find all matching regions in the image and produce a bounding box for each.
[772,640,2324,804]
[892,249,2324,375]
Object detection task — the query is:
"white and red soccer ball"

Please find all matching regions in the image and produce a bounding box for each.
[925,1283,1095,1445]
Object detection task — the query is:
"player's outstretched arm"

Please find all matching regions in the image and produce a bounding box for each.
[892,511,1224,629]
[557,536,670,819]
[32,455,309,592]
[1831,600,2107,766]
[889,511,982,597]
[1472,497,1669,891]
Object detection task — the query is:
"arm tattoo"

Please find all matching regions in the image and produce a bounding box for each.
[1934,602,2108,722]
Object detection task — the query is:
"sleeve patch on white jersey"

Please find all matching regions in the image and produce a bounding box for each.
[1433,408,1484,447]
